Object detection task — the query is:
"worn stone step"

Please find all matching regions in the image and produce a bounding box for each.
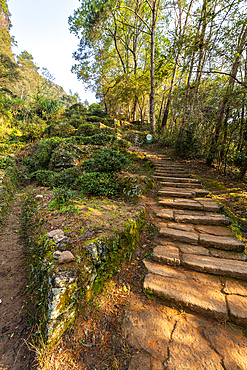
[155,172,190,178]
[159,188,209,197]
[158,188,195,198]
[152,244,181,266]
[155,209,232,226]
[159,198,203,211]
[160,181,202,188]
[199,233,245,252]
[173,212,231,226]
[159,226,199,244]
[159,198,221,212]
[182,254,247,279]
[143,263,227,319]
[155,176,198,183]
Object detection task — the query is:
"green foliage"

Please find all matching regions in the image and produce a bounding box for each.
[76,123,98,136]
[52,187,76,206]
[45,122,76,138]
[22,189,53,334]
[74,172,118,196]
[20,115,48,142]
[82,148,128,173]
[175,128,200,159]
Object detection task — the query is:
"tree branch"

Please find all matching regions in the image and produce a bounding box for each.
[118,5,151,33]
[199,70,247,88]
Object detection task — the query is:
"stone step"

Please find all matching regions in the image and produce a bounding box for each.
[174,212,231,226]
[152,243,247,279]
[158,188,195,198]
[199,233,245,252]
[159,198,221,212]
[154,166,186,170]
[156,208,232,226]
[160,226,199,244]
[156,176,199,183]
[182,253,247,279]
[160,181,202,188]
[143,262,227,319]
[159,226,245,252]
[155,172,190,178]
[159,188,209,197]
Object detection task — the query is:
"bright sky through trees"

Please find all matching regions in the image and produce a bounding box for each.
[8,0,96,103]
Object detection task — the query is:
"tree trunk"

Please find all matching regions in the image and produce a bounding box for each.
[149,0,156,135]
[206,24,247,166]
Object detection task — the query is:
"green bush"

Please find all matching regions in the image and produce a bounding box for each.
[52,187,75,206]
[175,128,200,158]
[20,115,48,142]
[31,170,58,187]
[46,122,75,138]
[69,118,86,129]
[86,115,103,123]
[26,137,63,171]
[76,123,98,137]
[74,172,118,196]
[82,148,129,173]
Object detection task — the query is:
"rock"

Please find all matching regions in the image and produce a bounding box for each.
[56,237,72,251]
[123,300,174,360]
[209,248,247,261]
[158,188,195,198]
[226,295,247,327]
[167,222,194,233]
[175,213,231,226]
[53,250,62,260]
[144,273,227,319]
[159,198,203,211]
[204,325,247,370]
[144,260,222,288]
[199,234,245,252]
[150,357,164,370]
[47,229,64,239]
[181,254,247,279]
[159,226,198,245]
[156,176,199,183]
[223,279,247,296]
[197,199,221,212]
[194,225,233,236]
[156,208,174,221]
[178,244,209,256]
[35,194,43,199]
[58,251,75,264]
[128,353,151,370]
[53,233,66,244]
[152,244,180,265]
[165,319,224,369]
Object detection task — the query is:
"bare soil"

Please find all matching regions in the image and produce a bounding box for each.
[0,194,35,370]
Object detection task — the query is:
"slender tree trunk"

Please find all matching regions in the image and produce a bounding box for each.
[161,0,194,129]
[206,24,247,166]
[149,0,157,135]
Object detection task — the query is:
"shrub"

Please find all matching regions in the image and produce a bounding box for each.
[27,137,63,171]
[82,148,129,173]
[175,127,200,158]
[74,172,118,196]
[20,115,48,142]
[76,123,98,137]
[49,142,84,171]
[47,122,75,138]
[32,170,58,187]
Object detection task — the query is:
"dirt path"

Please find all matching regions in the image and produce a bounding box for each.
[0,193,34,370]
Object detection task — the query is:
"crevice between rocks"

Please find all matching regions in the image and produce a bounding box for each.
[163,320,177,369]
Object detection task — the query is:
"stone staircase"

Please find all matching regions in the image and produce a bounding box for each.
[124,152,247,370]
[144,154,247,327]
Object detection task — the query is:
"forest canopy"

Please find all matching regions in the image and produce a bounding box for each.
[69,0,247,176]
